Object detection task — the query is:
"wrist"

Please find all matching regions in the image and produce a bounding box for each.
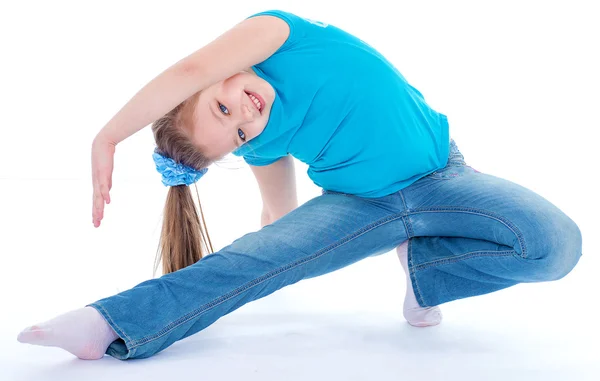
[94,130,118,147]
[260,209,272,227]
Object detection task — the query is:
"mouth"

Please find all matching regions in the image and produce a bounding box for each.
[245,91,265,114]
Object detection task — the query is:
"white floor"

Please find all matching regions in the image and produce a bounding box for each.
[4,180,598,381]
[6,265,599,381]
[3,0,599,378]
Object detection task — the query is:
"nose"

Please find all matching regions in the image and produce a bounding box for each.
[240,102,254,122]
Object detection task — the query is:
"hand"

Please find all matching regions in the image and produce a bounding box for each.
[91,136,116,228]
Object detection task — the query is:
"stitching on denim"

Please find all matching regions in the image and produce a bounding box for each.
[398,190,427,306]
[396,190,412,238]
[397,190,414,238]
[408,206,527,259]
[92,302,134,345]
[408,238,428,307]
[413,250,517,271]
[128,211,410,349]
[398,190,426,305]
[107,344,136,360]
[399,198,526,307]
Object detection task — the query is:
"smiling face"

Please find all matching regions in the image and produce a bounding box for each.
[186,69,275,161]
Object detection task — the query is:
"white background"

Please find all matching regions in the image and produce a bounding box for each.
[1,0,598,380]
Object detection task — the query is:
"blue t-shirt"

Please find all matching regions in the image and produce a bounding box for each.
[232,10,450,198]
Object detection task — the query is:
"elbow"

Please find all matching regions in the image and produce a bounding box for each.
[174,58,201,79]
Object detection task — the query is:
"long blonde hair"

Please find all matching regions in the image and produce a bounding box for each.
[150,91,218,277]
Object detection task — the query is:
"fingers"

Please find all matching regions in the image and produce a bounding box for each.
[92,185,110,227]
[91,137,116,227]
[107,183,112,204]
[92,181,112,227]
[93,191,104,227]
[102,184,111,205]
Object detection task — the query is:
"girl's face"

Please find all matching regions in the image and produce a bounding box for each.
[187,69,275,161]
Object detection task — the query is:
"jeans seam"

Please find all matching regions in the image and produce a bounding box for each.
[407,206,528,259]
[413,250,518,271]
[128,211,410,349]
[397,191,427,306]
[401,203,527,308]
[407,238,428,308]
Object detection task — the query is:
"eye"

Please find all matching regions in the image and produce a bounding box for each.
[218,102,230,115]
[238,128,246,142]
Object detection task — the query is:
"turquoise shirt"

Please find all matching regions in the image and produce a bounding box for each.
[232,10,450,198]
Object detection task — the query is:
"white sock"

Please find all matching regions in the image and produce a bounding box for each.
[396,240,443,327]
[17,306,119,360]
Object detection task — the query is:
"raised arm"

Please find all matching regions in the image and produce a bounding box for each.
[96,14,290,144]
[91,14,290,228]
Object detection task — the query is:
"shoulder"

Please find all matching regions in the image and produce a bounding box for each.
[244,10,295,37]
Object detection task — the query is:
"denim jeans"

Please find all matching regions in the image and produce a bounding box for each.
[87,139,582,360]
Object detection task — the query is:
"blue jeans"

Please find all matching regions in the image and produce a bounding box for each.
[87,139,582,360]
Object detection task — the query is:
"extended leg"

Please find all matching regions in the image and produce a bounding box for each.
[18,191,408,360]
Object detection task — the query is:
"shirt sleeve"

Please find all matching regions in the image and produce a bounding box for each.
[246,10,303,52]
[242,154,286,167]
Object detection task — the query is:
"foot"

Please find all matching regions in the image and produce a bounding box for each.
[396,241,443,327]
[17,306,119,360]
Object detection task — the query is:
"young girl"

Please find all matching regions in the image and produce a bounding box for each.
[17,10,582,361]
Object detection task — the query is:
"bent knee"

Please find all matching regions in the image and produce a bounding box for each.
[527,218,583,281]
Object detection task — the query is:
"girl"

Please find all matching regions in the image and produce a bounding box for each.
[17,10,582,361]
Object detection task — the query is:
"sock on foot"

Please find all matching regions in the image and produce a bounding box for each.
[396,241,443,327]
[17,306,119,360]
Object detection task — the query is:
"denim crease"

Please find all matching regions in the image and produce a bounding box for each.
[86,138,583,360]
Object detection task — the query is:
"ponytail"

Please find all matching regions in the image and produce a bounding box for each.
[151,90,216,276]
[153,183,214,276]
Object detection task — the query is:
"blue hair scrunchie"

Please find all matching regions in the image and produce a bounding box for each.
[152,148,208,187]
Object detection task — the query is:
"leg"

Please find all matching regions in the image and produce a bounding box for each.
[400,139,582,307]
[20,190,410,360]
[396,240,443,327]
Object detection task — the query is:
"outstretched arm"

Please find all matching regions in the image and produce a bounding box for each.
[96,15,289,145]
